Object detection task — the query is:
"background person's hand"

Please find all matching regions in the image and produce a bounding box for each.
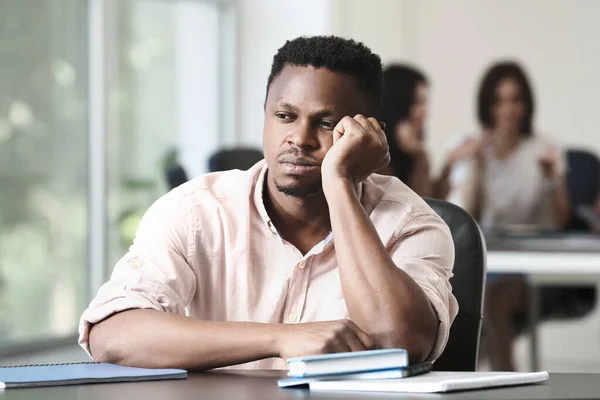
[275,319,375,360]
[538,146,561,179]
[446,136,486,166]
[321,114,390,188]
[396,121,426,156]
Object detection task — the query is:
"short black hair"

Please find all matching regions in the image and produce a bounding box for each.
[266,36,383,114]
[477,61,535,136]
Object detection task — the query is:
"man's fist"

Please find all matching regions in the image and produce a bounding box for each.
[275,319,375,360]
[321,114,390,188]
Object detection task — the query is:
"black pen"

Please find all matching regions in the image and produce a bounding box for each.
[401,361,433,378]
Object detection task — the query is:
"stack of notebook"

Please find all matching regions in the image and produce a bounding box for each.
[278,349,429,388]
[278,349,550,393]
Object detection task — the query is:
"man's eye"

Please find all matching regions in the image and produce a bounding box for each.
[276,113,293,121]
[320,120,335,130]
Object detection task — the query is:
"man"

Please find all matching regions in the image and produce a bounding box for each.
[81,36,458,370]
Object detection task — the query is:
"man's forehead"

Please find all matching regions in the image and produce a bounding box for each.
[267,65,369,114]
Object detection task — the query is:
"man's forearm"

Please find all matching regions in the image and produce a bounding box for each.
[89,309,280,370]
[324,179,438,362]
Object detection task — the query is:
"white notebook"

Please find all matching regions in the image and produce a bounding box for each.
[309,371,549,393]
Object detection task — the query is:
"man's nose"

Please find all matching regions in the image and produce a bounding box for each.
[287,119,319,149]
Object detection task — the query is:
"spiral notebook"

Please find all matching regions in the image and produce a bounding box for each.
[0,362,187,389]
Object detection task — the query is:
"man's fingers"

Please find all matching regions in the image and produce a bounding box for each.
[333,116,356,142]
[327,339,351,354]
[332,117,348,144]
[366,117,383,132]
[343,329,368,353]
[333,116,366,144]
[353,114,372,130]
[367,117,388,148]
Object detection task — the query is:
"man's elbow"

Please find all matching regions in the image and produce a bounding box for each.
[88,320,127,365]
[378,332,435,364]
[375,314,438,363]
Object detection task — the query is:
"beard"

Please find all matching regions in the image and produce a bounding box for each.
[273,175,323,198]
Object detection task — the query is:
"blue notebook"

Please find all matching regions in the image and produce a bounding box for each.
[0,362,186,389]
[279,362,432,388]
[286,349,409,377]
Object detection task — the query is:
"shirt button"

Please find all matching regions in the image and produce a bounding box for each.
[298,260,306,269]
[288,313,297,322]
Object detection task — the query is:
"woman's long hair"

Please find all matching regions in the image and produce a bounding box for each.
[380,65,428,183]
[477,61,535,135]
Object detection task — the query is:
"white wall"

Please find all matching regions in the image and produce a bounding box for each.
[235,0,331,147]
[329,0,409,65]
[329,0,600,170]
[412,0,600,170]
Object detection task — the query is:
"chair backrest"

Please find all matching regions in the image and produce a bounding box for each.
[208,148,264,173]
[566,149,600,231]
[165,163,189,190]
[424,198,487,371]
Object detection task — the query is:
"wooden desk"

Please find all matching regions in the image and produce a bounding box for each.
[2,370,600,400]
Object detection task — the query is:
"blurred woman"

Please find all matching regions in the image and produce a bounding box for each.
[441,62,570,371]
[379,65,431,196]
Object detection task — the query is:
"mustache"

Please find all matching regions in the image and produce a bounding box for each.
[277,149,321,166]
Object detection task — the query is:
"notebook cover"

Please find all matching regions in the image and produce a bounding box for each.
[287,349,409,377]
[286,349,406,364]
[0,362,187,389]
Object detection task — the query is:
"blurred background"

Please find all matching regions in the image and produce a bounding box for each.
[0,0,599,372]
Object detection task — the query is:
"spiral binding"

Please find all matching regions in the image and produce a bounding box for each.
[0,362,96,368]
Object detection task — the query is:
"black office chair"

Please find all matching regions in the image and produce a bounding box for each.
[165,163,189,190]
[208,148,264,173]
[566,149,600,231]
[424,198,487,371]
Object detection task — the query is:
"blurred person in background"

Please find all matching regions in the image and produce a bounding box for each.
[379,65,432,197]
[440,61,570,371]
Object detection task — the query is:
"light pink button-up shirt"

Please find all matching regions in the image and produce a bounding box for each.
[79,161,458,369]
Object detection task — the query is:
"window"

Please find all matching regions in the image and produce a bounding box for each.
[105,0,224,268]
[0,0,229,352]
[0,0,89,346]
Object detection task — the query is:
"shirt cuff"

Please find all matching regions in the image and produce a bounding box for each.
[78,294,163,359]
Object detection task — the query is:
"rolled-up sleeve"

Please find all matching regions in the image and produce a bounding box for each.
[78,188,197,357]
[389,213,458,362]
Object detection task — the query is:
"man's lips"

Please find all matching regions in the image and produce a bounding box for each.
[278,155,320,167]
[278,155,320,175]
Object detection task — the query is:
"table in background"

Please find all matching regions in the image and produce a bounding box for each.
[486,234,600,371]
[2,370,600,400]
[487,234,600,274]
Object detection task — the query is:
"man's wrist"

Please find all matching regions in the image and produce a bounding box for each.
[322,174,356,199]
[265,323,292,359]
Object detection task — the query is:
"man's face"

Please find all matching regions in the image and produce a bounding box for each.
[263,66,370,197]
